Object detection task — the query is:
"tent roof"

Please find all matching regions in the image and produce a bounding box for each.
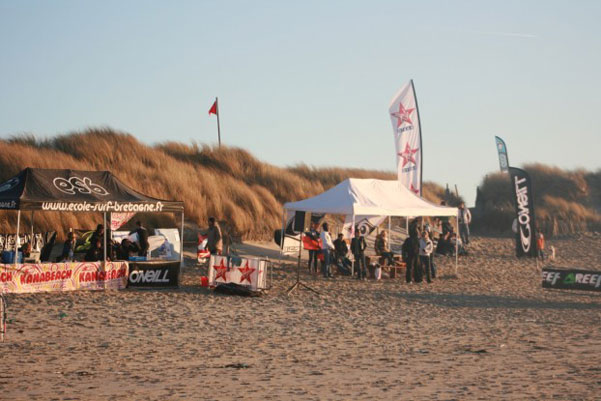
[284,178,457,217]
[0,168,183,212]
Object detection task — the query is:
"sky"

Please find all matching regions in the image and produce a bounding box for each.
[1,0,600,206]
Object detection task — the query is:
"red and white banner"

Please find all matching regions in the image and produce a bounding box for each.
[110,212,136,231]
[389,79,422,196]
[208,255,267,291]
[0,261,128,294]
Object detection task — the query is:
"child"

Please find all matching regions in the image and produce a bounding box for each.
[537,230,545,260]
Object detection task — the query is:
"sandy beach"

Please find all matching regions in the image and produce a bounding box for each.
[1,234,601,400]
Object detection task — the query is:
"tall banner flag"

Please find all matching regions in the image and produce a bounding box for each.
[509,167,537,257]
[389,80,422,195]
[495,136,509,172]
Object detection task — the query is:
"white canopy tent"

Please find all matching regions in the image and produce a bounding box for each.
[283,178,459,272]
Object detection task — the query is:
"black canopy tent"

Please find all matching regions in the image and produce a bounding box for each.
[0,168,185,266]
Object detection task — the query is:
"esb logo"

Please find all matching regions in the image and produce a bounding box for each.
[129,269,169,283]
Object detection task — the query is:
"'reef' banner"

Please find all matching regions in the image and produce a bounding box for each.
[495,136,509,172]
[542,268,601,292]
[0,261,128,294]
[509,167,537,257]
[389,79,422,196]
[208,255,267,291]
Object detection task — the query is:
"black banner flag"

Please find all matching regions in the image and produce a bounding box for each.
[509,167,537,257]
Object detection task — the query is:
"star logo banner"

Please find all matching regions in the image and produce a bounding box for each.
[208,255,268,291]
[389,80,422,196]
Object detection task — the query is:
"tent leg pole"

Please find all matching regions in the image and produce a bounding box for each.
[455,215,458,275]
[30,211,34,238]
[103,212,107,265]
[280,210,286,259]
[15,210,21,266]
[387,216,391,240]
[352,214,356,276]
[180,211,185,269]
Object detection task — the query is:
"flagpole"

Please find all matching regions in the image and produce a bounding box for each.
[410,79,423,197]
[215,97,221,147]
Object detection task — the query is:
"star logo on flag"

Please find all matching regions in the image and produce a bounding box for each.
[390,103,415,127]
[410,184,420,195]
[398,143,419,167]
[238,262,255,284]
[214,258,228,281]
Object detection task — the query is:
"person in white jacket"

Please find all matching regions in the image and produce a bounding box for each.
[458,202,472,245]
[320,222,335,278]
[419,231,434,283]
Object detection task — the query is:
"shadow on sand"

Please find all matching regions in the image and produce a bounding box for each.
[385,291,601,310]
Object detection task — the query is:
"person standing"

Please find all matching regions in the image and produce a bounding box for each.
[60,231,76,262]
[130,221,150,257]
[351,227,367,280]
[320,222,335,278]
[206,217,223,255]
[458,202,472,245]
[307,222,320,273]
[537,230,545,260]
[404,224,421,283]
[419,230,434,283]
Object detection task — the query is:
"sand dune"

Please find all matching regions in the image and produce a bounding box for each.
[1,234,601,400]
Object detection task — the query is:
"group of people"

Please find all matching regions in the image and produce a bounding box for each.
[303,209,471,283]
[58,221,150,262]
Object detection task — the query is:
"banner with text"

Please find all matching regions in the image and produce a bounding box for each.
[389,80,422,195]
[0,261,128,294]
[495,136,509,172]
[509,167,537,257]
[542,268,601,292]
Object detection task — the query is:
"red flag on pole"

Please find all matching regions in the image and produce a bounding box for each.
[208,99,218,115]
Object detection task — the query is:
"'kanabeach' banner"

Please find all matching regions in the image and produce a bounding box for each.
[542,268,601,292]
[389,80,422,196]
[495,136,509,172]
[0,261,128,294]
[509,167,537,257]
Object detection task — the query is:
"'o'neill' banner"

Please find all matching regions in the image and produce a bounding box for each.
[509,167,537,257]
[542,268,601,292]
[389,79,422,196]
[495,136,509,172]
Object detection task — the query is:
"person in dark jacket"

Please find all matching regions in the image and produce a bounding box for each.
[117,238,139,260]
[404,223,421,283]
[130,221,149,257]
[350,227,367,279]
[84,239,103,262]
[60,231,76,261]
[89,224,104,250]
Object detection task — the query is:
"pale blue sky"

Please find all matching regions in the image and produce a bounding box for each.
[1,0,600,205]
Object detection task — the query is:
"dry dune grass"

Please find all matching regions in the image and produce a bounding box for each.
[0,128,449,240]
[476,163,601,236]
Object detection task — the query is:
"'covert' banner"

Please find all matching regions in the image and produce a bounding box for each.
[509,167,537,257]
